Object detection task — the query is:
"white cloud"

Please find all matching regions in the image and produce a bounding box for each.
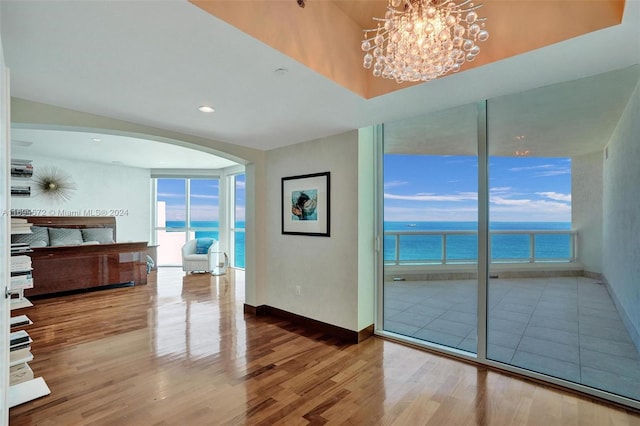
[384,192,478,202]
[536,192,571,202]
[490,196,532,206]
[508,164,571,178]
[490,186,512,193]
[535,169,571,177]
[190,194,219,200]
[157,192,184,199]
[490,197,571,220]
[384,180,408,189]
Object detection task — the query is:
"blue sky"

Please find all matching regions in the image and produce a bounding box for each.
[156,176,246,224]
[157,178,219,223]
[384,155,572,222]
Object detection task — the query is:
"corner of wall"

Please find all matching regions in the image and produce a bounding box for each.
[357,127,376,331]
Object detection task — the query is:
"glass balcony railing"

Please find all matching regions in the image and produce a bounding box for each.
[384,229,577,266]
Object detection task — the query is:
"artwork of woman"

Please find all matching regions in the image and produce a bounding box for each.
[291,190,318,220]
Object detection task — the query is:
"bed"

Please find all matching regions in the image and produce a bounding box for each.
[13,216,148,296]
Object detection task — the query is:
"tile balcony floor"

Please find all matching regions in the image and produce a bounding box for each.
[384,276,640,401]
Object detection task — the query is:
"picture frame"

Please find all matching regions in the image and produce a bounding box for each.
[281,172,330,237]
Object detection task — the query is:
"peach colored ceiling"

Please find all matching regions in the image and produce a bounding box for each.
[191,0,625,99]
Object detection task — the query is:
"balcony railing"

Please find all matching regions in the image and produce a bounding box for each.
[384,229,577,266]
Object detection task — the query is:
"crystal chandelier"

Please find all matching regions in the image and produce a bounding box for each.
[361,0,489,83]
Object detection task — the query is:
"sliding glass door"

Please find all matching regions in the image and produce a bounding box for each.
[378,67,640,408]
[486,67,640,402]
[382,103,479,353]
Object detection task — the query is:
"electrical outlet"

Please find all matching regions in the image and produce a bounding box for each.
[295,286,301,296]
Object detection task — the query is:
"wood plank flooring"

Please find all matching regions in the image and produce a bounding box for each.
[9,268,640,425]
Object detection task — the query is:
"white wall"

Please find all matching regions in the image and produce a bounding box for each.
[266,131,360,331]
[572,151,603,274]
[10,154,150,242]
[603,80,640,349]
[11,99,266,310]
[0,27,10,425]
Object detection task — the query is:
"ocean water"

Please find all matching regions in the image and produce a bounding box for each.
[163,220,570,269]
[384,221,572,263]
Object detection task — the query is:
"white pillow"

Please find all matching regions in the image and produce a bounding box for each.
[81,228,115,244]
[48,228,83,246]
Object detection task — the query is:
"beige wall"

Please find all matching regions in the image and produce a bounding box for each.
[10,99,376,332]
[265,131,362,331]
[603,80,640,349]
[11,154,151,242]
[10,98,268,310]
[572,151,603,274]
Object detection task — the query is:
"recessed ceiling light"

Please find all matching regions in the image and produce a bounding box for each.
[92,138,102,142]
[198,105,215,113]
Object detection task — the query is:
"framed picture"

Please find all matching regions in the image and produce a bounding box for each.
[281,172,330,236]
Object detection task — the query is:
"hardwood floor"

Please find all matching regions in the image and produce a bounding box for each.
[9,268,640,425]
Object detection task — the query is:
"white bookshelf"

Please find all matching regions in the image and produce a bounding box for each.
[8,378,50,408]
[7,209,50,408]
[10,298,33,310]
[10,315,32,328]
[9,351,33,368]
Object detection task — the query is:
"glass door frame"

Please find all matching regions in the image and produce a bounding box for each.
[373,100,640,410]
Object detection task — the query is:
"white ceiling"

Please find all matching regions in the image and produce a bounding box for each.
[1,0,639,166]
[384,66,640,157]
[10,128,238,170]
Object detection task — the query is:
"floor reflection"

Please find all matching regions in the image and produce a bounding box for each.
[11,267,640,424]
[152,267,243,363]
[384,276,640,400]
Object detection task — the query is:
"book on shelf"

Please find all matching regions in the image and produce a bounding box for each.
[10,243,32,255]
[10,274,34,290]
[10,315,32,328]
[9,363,34,386]
[10,185,31,197]
[9,347,32,364]
[10,330,32,352]
[10,341,32,352]
[10,297,33,310]
[11,225,33,234]
[11,255,32,271]
[10,159,33,178]
[11,218,33,231]
[11,168,33,179]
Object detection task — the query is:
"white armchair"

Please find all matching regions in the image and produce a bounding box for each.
[181,238,219,273]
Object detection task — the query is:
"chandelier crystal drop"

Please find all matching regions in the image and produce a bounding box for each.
[361,0,489,83]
